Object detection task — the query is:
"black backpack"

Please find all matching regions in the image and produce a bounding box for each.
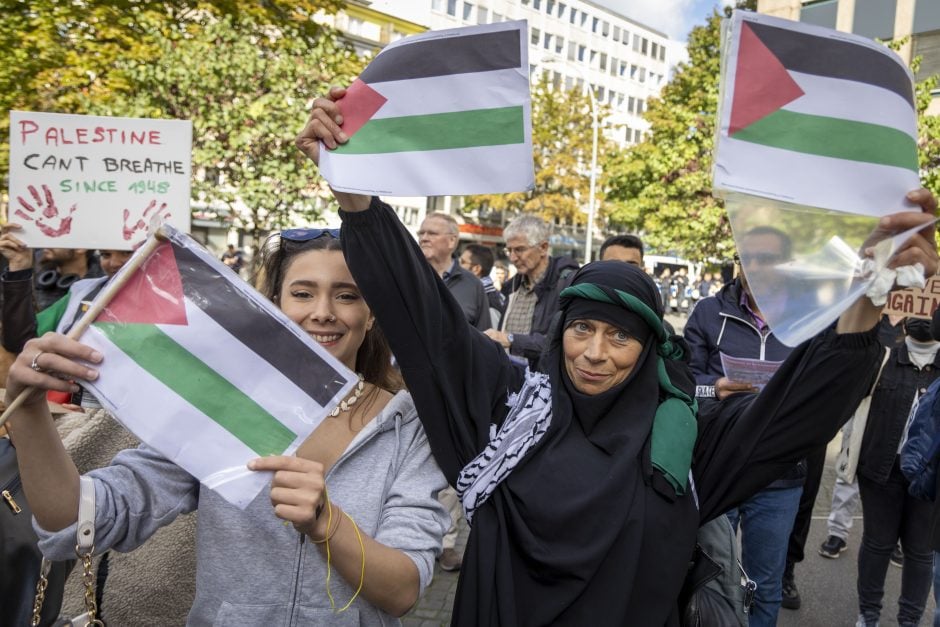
[679,515,755,627]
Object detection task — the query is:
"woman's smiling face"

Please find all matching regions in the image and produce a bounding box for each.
[277,249,373,371]
[562,318,644,395]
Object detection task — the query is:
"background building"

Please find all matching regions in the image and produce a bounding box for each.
[758,0,940,114]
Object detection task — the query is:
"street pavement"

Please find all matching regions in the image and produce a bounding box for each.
[405,312,938,626]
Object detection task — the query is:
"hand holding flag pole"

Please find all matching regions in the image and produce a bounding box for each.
[0,228,169,429]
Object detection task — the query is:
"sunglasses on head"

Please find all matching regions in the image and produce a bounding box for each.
[280,228,340,242]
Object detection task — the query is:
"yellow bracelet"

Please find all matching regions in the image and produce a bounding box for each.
[323,510,367,613]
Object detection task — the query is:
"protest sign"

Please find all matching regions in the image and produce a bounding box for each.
[8,111,192,250]
[883,277,940,319]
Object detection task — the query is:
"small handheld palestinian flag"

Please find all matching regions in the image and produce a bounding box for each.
[713,11,919,217]
[318,20,534,197]
[77,225,357,508]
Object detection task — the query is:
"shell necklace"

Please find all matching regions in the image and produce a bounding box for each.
[330,374,366,417]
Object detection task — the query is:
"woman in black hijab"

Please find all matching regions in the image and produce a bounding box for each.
[297,92,939,625]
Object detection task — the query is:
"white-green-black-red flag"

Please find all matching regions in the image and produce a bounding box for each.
[714,11,919,216]
[318,20,534,197]
[78,226,356,508]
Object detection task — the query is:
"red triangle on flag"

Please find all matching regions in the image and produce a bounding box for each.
[340,78,388,138]
[96,242,188,325]
[729,22,805,135]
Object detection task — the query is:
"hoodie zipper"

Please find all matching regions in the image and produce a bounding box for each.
[719,312,769,360]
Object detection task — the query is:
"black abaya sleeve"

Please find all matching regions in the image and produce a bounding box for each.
[341,198,524,484]
[692,324,881,523]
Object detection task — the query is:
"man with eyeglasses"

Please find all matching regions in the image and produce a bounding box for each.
[417,212,491,332]
[484,214,578,370]
[684,226,806,627]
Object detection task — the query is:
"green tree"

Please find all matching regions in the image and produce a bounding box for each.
[95,13,363,248]
[464,75,618,225]
[0,0,345,191]
[604,7,731,261]
[606,0,940,262]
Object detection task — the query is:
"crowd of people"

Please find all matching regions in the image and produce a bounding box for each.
[2,84,940,627]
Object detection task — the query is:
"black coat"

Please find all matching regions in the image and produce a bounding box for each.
[341,198,882,627]
[858,343,940,485]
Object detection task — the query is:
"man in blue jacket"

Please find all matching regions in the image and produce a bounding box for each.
[685,226,802,627]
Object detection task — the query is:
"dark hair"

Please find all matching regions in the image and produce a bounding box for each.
[254,234,403,393]
[463,244,495,276]
[741,226,793,260]
[599,234,644,261]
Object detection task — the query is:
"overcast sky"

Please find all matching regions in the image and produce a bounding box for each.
[592,0,736,41]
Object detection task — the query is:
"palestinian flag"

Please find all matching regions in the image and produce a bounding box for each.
[714,11,920,217]
[78,226,356,508]
[318,20,534,197]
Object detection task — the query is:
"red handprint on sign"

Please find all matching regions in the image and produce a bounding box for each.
[15,184,77,238]
[123,200,170,242]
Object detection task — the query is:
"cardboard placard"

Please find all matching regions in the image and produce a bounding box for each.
[882,276,940,319]
[8,111,192,250]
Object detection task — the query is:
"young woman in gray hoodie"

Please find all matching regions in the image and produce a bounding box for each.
[7,231,449,626]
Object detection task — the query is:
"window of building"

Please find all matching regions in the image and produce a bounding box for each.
[593,16,600,33]
[478,6,488,22]
[628,96,635,113]
[590,49,598,65]
[634,129,643,143]
[568,41,577,60]
[617,94,624,106]
[800,0,838,30]
[613,26,621,42]
[533,0,541,10]
[651,42,658,58]
[570,8,578,24]
[637,99,645,113]
[578,44,586,61]
[610,56,618,75]
[659,46,666,62]
[624,126,633,143]
[531,27,540,46]
[633,35,641,52]
[432,0,444,11]
[544,33,552,50]
[546,0,555,14]
[639,67,646,83]
[493,12,503,21]
[630,64,638,79]
[602,21,610,37]
[558,2,566,18]
[622,30,631,46]
[599,52,607,70]
[581,11,588,28]
[555,35,564,54]
[553,71,562,90]
[447,0,457,16]
[597,86,605,100]
[463,2,473,20]
[914,0,940,33]
[641,38,648,55]
[853,0,897,40]
[565,75,574,90]
[576,77,584,90]
[619,61,627,76]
